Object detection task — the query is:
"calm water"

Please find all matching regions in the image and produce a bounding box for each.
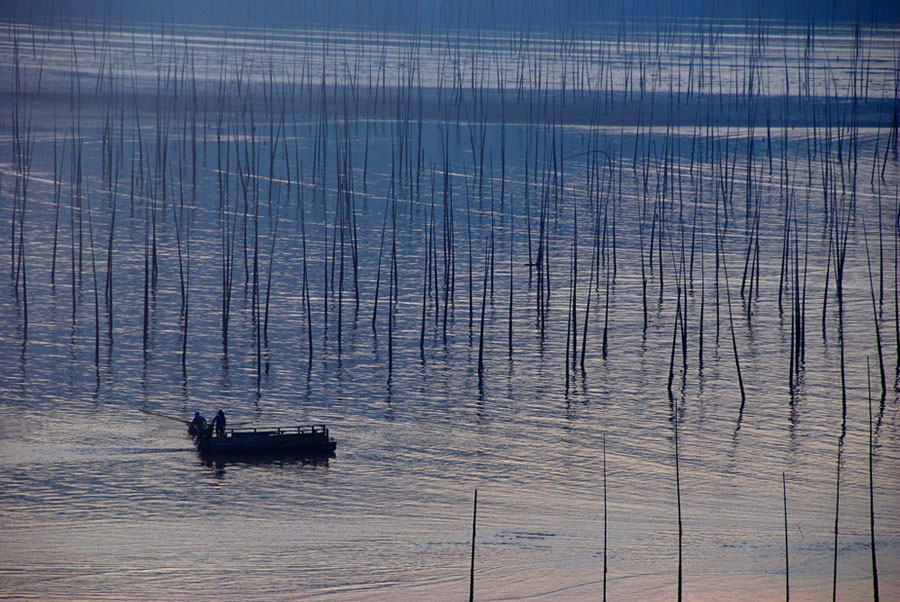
[1,18,899,600]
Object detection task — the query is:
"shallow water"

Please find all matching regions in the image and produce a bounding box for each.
[1,18,899,601]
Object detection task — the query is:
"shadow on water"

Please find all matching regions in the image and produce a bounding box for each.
[200,449,334,475]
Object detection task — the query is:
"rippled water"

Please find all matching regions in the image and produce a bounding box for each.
[1,18,899,601]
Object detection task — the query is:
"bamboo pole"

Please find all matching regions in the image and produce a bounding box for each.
[469,489,478,602]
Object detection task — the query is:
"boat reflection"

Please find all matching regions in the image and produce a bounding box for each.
[200,449,334,471]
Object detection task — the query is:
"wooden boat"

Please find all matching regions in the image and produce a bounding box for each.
[190,424,336,457]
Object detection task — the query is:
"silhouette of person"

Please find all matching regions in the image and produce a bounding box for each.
[212,410,227,437]
[190,411,207,436]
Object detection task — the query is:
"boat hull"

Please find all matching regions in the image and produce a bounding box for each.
[191,425,336,457]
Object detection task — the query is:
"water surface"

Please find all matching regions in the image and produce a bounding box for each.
[1,17,899,600]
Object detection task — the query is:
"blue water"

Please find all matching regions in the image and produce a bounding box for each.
[1,18,899,600]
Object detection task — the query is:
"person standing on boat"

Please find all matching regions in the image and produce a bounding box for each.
[212,410,226,438]
[190,411,207,436]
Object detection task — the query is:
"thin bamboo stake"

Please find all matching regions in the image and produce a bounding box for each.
[603,434,608,602]
[469,489,478,602]
[675,415,683,602]
[867,359,880,601]
[783,472,790,602]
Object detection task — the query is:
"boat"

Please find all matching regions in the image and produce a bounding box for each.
[190,424,337,458]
